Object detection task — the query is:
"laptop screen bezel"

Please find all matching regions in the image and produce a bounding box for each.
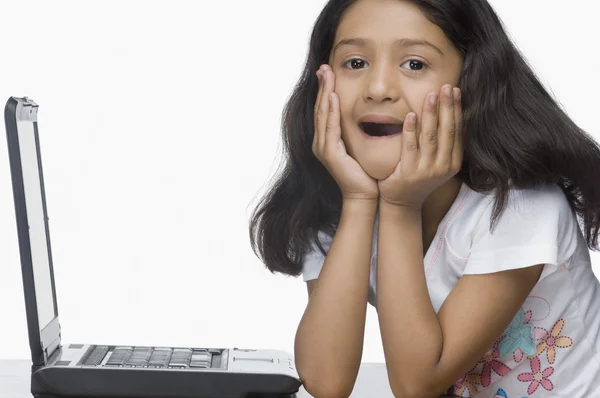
[4,97,61,366]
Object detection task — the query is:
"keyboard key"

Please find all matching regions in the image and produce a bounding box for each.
[82,345,109,366]
[105,347,133,367]
[169,348,192,368]
[190,349,212,368]
[126,347,152,367]
[148,347,172,368]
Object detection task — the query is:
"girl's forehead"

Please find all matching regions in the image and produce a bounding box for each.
[334,0,448,49]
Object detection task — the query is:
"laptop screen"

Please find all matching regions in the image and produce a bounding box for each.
[16,119,57,329]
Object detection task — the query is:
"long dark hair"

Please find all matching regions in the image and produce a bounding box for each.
[249,0,600,277]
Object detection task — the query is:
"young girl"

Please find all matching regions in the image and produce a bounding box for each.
[249,0,600,396]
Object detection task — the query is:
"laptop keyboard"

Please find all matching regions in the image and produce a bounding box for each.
[81,345,223,369]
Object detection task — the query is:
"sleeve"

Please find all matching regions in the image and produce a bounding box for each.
[301,231,333,282]
[463,184,579,279]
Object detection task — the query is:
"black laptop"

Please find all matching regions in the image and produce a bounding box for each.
[4,96,302,398]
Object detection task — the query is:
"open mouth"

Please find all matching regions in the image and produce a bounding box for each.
[359,122,403,137]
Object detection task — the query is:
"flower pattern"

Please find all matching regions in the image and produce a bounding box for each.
[448,299,575,396]
[499,308,536,359]
[529,319,573,364]
[494,388,508,397]
[513,310,547,363]
[477,340,511,387]
[452,372,482,397]
[517,357,554,394]
[494,388,529,398]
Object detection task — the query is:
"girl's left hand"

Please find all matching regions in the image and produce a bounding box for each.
[378,84,463,209]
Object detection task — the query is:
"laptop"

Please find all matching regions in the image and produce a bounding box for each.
[4,96,302,398]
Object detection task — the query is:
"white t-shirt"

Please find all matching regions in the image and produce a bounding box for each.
[302,182,600,397]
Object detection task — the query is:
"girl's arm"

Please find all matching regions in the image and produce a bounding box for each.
[377,202,543,398]
[294,198,377,398]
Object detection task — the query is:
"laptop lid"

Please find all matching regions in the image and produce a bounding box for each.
[4,97,61,366]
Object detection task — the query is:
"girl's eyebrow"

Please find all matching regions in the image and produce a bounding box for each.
[333,37,444,56]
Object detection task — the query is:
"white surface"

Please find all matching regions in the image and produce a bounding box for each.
[1,0,599,363]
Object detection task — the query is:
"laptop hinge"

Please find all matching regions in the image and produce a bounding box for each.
[40,318,62,364]
[44,334,61,362]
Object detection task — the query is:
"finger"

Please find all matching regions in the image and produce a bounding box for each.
[419,91,439,165]
[451,87,464,172]
[313,65,326,154]
[436,84,456,169]
[401,113,419,170]
[324,91,342,150]
[317,67,334,154]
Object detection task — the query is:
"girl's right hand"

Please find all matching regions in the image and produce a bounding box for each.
[313,65,379,201]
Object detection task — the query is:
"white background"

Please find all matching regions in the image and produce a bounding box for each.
[1,0,599,362]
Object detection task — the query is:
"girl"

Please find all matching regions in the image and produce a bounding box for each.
[249,0,600,397]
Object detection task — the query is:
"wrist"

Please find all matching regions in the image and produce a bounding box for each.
[379,199,422,221]
[341,197,378,218]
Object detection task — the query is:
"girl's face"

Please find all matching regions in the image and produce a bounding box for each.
[329,0,464,179]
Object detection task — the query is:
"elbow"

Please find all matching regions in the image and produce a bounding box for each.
[301,376,354,398]
[295,342,358,397]
[297,366,355,398]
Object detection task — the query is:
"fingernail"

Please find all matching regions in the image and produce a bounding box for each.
[444,86,452,96]
[429,93,438,105]
[454,88,461,100]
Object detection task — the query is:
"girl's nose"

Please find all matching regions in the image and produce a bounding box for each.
[364,67,400,103]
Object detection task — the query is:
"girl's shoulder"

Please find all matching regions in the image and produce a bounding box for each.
[443,182,581,276]
[448,182,576,237]
[456,181,571,218]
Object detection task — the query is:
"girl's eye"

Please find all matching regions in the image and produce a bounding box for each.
[401,59,427,73]
[342,58,427,73]
[344,58,368,70]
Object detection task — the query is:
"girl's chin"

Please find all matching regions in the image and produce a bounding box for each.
[361,161,398,180]
[343,137,401,179]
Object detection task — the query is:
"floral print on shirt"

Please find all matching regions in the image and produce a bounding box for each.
[447,304,574,397]
[528,319,573,364]
[499,308,536,359]
[517,357,555,395]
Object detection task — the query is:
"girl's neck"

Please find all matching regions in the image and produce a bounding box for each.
[421,177,463,233]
